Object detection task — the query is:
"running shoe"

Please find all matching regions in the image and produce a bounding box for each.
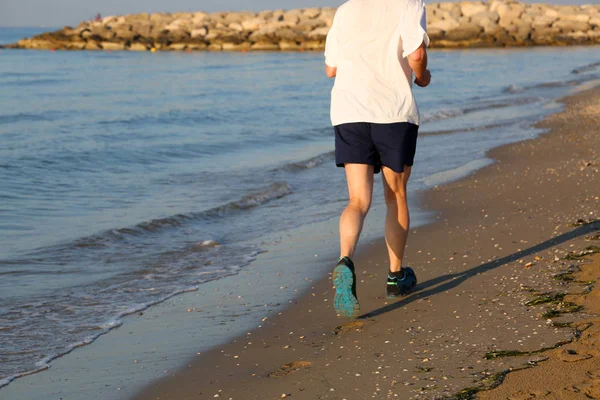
[332,257,360,318]
[386,267,417,298]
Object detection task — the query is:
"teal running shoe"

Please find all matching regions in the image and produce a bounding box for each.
[332,257,360,318]
[386,267,417,298]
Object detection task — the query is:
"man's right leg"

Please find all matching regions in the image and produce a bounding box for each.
[381,165,411,272]
[334,163,374,317]
[339,163,374,260]
[382,165,417,297]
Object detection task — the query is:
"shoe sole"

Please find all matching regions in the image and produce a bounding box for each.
[333,264,360,318]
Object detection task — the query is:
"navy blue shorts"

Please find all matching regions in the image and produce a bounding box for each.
[334,122,419,174]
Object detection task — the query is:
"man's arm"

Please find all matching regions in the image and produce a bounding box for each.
[325,64,337,78]
[407,42,430,87]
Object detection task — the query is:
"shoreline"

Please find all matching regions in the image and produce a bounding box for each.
[2,2,600,51]
[130,86,600,399]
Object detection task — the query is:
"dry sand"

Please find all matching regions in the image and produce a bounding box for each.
[132,86,600,400]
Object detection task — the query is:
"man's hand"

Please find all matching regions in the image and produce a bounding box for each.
[325,64,337,78]
[414,69,431,87]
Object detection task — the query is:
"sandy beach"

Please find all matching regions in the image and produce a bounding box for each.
[131,85,600,400]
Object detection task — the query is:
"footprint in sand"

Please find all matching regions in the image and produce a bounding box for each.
[557,348,593,362]
[508,389,551,400]
[334,320,366,336]
[268,361,312,378]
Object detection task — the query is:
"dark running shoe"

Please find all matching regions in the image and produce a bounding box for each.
[386,267,417,298]
[332,257,360,318]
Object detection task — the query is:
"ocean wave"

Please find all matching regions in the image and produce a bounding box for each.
[503,73,600,95]
[61,182,292,249]
[97,108,226,127]
[0,78,66,87]
[0,112,63,124]
[0,285,199,390]
[420,120,521,137]
[572,60,600,74]
[0,246,261,388]
[422,96,543,124]
[280,151,334,172]
[504,84,525,93]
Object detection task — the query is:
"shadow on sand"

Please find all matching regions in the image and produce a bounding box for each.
[361,220,600,319]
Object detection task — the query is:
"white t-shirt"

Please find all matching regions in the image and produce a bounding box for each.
[325,0,430,126]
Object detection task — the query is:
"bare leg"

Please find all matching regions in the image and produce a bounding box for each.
[382,166,412,272]
[339,164,374,260]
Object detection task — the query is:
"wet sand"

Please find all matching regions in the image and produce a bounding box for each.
[133,86,600,400]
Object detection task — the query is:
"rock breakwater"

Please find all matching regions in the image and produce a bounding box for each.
[3,1,600,51]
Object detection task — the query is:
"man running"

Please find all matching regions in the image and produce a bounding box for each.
[325,0,431,317]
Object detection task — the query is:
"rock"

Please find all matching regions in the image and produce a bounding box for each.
[297,19,326,32]
[427,26,445,40]
[166,28,191,42]
[434,7,462,21]
[302,8,321,19]
[150,13,174,26]
[241,18,265,31]
[299,40,325,50]
[129,20,151,36]
[544,8,560,19]
[532,15,559,29]
[192,12,209,23]
[89,24,115,41]
[429,18,461,33]
[251,41,280,50]
[208,43,222,50]
[67,41,87,50]
[102,15,117,25]
[319,8,336,26]
[279,40,300,50]
[470,11,500,26]
[559,12,591,23]
[222,42,251,51]
[129,42,148,51]
[512,21,533,42]
[282,12,300,25]
[553,19,591,33]
[168,43,188,50]
[257,10,274,20]
[187,42,208,50]
[482,22,506,36]
[461,2,489,18]
[191,27,208,38]
[563,30,590,43]
[205,29,243,44]
[276,28,304,42]
[444,22,482,41]
[229,22,244,32]
[84,41,102,50]
[307,26,331,40]
[588,30,600,43]
[112,25,136,41]
[531,26,561,44]
[101,42,125,50]
[165,19,193,32]
[222,11,255,24]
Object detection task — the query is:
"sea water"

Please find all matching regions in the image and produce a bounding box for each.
[1,27,599,388]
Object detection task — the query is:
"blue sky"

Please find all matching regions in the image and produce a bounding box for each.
[0,0,591,27]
